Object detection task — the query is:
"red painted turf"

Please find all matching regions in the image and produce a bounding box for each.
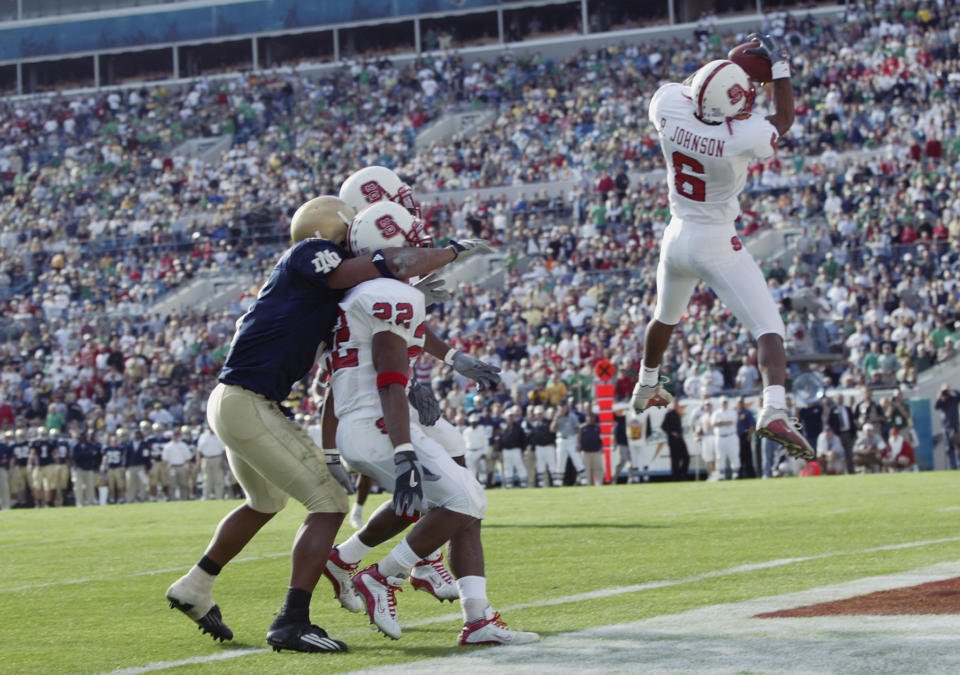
[755,577,960,618]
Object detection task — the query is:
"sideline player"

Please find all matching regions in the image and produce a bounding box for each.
[630,33,814,461]
[164,195,491,653]
[325,202,538,645]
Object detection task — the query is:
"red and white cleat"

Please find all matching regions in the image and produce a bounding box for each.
[410,552,458,602]
[458,608,539,646]
[757,406,815,460]
[322,547,363,614]
[630,377,674,413]
[351,564,404,640]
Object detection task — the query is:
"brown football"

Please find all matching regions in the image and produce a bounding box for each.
[728,42,772,83]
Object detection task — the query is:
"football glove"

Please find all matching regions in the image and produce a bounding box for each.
[744,32,790,65]
[392,448,425,519]
[412,272,452,305]
[451,351,502,390]
[448,238,493,261]
[325,451,355,494]
[407,380,441,426]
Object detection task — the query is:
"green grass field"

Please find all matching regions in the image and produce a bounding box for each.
[3,472,960,674]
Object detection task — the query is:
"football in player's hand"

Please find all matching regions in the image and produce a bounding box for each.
[728,42,772,83]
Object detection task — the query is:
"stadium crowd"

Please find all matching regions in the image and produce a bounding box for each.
[2,1,960,507]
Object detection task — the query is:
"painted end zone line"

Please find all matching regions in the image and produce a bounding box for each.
[106,535,960,674]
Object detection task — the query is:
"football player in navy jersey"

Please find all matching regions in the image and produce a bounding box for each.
[101,432,125,504]
[166,195,493,654]
[29,427,53,508]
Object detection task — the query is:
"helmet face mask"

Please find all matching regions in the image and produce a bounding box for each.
[347,201,432,257]
[689,59,755,125]
[340,166,422,219]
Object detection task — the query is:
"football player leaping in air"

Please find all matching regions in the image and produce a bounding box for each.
[631,33,815,462]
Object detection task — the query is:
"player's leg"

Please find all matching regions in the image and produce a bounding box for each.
[697,248,814,461]
[633,238,696,413]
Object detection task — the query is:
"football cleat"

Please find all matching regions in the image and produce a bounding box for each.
[630,376,673,413]
[409,552,458,602]
[756,406,815,461]
[322,547,364,614]
[165,576,233,642]
[351,564,405,640]
[458,608,540,646]
[266,620,348,653]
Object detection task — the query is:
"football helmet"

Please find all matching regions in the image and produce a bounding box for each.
[35,426,47,437]
[290,196,355,246]
[339,166,421,219]
[687,59,755,124]
[346,201,432,257]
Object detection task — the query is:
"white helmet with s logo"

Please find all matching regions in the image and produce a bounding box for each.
[687,59,755,125]
[346,201,432,257]
[339,165,421,218]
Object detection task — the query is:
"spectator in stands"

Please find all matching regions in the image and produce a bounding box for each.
[853,423,887,473]
[816,426,845,475]
[884,428,917,472]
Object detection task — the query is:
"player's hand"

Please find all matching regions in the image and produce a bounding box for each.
[744,32,789,64]
[451,351,502,390]
[325,452,355,494]
[392,449,424,519]
[407,380,441,426]
[448,239,493,262]
[412,272,452,305]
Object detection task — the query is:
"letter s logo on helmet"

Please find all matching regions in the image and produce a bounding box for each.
[347,201,432,257]
[340,165,421,218]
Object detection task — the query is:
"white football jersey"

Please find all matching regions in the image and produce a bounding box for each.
[330,278,426,419]
[648,82,779,226]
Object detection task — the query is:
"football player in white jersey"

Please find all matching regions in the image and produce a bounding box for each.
[323,201,538,646]
[631,33,814,462]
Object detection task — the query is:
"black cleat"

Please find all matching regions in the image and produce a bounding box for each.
[167,597,234,642]
[266,621,348,653]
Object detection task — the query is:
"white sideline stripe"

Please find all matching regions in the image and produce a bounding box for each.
[0,552,289,593]
[355,559,960,674]
[102,536,960,674]
[109,648,269,674]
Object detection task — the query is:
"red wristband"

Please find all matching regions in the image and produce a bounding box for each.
[376,371,409,389]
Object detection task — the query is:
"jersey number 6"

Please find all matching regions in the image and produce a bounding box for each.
[672,151,706,202]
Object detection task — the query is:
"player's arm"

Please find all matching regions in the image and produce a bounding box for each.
[319,387,354,494]
[424,327,501,390]
[744,33,794,137]
[766,78,794,137]
[372,330,423,518]
[327,240,491,290]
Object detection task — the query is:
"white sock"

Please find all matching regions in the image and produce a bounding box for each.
[640,364,660,387]
[337,533,374,565]
[378,538,421,578]
[422,547,443,562]
[456,575,489,623]
[763,385,786,410]
[351,502,363,516]
[185,565,215,594]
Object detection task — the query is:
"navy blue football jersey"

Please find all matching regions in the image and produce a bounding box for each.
[219,239,347,402]
[104,445,124,469]
[0,441,11,467]
[31,439,53,466]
